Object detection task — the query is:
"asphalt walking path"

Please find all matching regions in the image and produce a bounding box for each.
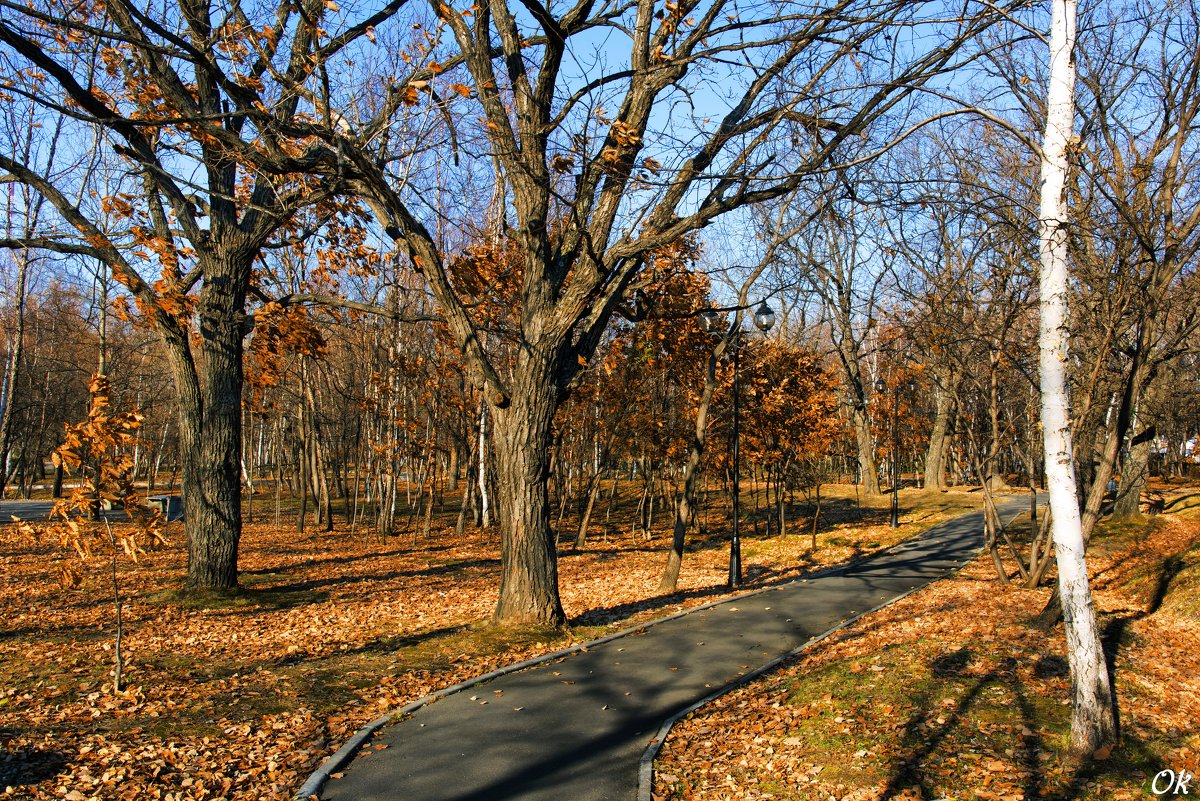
[0,497,184,523]
[317,496,1031,801]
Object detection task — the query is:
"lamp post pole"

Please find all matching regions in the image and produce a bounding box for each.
[700,301,774,589]
[730,336,743,587]
[891,380,900,528]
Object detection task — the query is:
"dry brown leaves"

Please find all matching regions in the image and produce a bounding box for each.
[0,486,973,800]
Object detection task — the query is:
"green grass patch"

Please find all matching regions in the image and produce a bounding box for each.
[768,642,1073,793]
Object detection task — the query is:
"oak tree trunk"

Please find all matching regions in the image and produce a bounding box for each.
[923,373,955,491]
[852,405,881,496]
[490,354,566,626]
[166,257,247,592]
[1113,436,1149,518]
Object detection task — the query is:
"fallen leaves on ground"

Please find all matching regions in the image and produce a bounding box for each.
[0,486,979,800]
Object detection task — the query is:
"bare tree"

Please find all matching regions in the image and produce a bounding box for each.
[0,0,419,590]
[338,0,1022,623]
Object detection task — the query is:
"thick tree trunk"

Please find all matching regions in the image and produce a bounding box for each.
[490,355,566,626]
[1114,436,1149,518]
[1037,0,1117,756]
[166,258,246,592]
[923,375,955,490]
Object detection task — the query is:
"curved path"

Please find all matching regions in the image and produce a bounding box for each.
[314,496,1031,801]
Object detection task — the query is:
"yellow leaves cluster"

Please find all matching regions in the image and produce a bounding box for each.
[246,303,328,398]
[99,46,125,78]
[100,193,137,219]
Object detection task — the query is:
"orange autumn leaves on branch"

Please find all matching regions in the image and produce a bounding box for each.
[49,375,166,589]
[739,344,842,468]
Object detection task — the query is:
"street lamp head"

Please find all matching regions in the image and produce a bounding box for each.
[698,308,724,334]
[875,378,886,394]
[753,302,775,333]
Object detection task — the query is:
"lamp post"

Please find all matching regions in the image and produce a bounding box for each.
[701,301,775,587]
[878,378,897,527]
[875,376,915,528]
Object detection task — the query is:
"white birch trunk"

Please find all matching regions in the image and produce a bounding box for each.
[1037,0,1118,757]
[478,400,490,529]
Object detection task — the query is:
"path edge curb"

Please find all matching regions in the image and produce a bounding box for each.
[295,498,1032,800]
[634,501,1031,801]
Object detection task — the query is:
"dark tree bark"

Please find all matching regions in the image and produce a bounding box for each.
[1113,434,1150,517]
[490,353,565,624]
[163,264,247,590]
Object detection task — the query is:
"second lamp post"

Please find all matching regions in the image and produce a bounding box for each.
[700,301,775,588]
[875,376,915,528]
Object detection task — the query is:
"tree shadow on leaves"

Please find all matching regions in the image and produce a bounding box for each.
[0,744,69,789]
[241,541,467,573]
[569,585,728,626]
[272,621,477,668]
[879,652,1044,801]
[262,557,501,597]
[1163,492,1200,512]
[878,646,1165,801]
[1097,553,1185,743]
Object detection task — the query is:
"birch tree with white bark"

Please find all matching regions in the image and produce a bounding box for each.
[1036,0,1118,757]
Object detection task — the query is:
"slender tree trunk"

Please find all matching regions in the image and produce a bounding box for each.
[296,427,309,535]
[0,251,29,499]
[447,443,460,493]
[811,480,822,549]
[1037,0,1118,756]
[478,400,491,529]
[489,355,565,626]
[574,469,604,550]
[924,369,956,491]
[660,346,721,592]
[1079,358,1150,535]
